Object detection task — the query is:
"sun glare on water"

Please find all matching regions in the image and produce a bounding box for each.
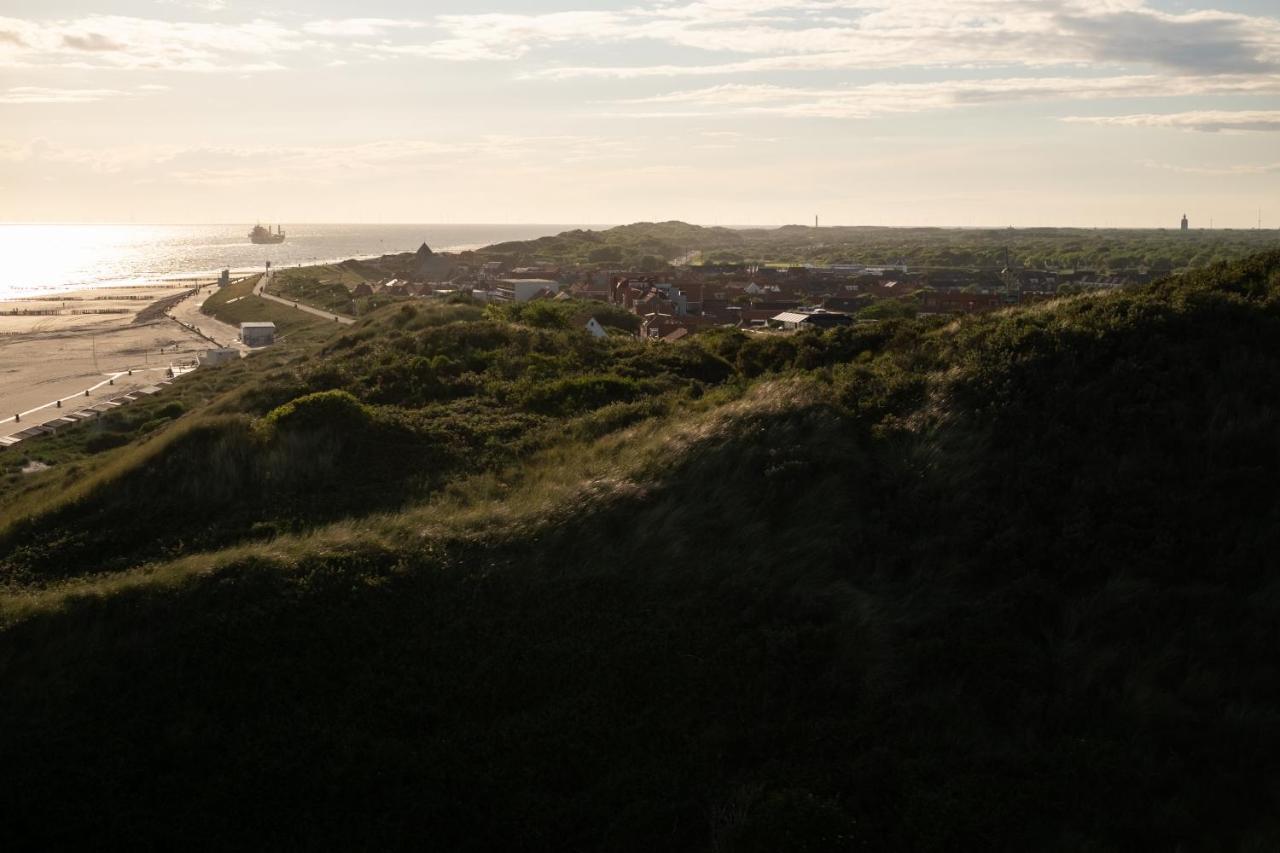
[0,224,174,300]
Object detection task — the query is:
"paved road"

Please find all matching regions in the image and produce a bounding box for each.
[1,366,174,434]
[166,285,248,350]
[256,271,356,325]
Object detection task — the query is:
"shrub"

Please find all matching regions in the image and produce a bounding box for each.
[520,374,642,416]
[156,401,186,419]
[588,245,623,263]
[858,299,917,321]
[138,416,172,434]
[84,432,130,453]
[260,390,372,435]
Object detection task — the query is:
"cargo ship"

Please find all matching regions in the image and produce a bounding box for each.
[249,224,286,244]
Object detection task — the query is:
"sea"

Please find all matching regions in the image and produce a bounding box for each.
[0,223,594,301]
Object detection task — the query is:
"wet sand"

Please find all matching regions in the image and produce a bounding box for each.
[0,284,217,438]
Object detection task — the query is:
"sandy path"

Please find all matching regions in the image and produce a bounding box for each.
[166,284,249,349]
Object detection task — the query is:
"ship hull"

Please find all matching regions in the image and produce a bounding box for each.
[250,235,286,244]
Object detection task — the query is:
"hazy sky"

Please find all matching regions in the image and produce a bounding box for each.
[3,0,1279,226]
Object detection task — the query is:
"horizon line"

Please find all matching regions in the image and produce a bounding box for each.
[0,220,1272,231]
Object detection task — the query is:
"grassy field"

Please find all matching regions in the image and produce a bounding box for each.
[202,275,336,337]
[267,261,393,315]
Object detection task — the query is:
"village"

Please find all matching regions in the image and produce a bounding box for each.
[292,240,1148,343]
[0,240,1152,454]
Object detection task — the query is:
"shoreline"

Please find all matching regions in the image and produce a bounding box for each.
[0,243,485,303]
[0,282,221,440]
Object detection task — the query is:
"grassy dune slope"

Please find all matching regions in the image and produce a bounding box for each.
[202,274,334,336]
[3,252,1280,850]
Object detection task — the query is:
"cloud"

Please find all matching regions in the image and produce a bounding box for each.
[1055,7,1278,75]
[1143,159,1280,175]
[1,135,643,182]
[61,32,127,52]
[155,0,228,11]
[406,11,630,61]
[0,85,167,104]
[609,75,1280,120]
[1064,110,1280,132]
[0,14,304,72]
[3,2,1277,83]
[303,19,428,38]
[471,0,1280,78]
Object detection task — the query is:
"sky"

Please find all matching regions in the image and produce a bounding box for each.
[2,0,1279,227]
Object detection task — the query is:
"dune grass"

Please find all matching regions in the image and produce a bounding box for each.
[202,274,336,337]
[4,253,1280,849]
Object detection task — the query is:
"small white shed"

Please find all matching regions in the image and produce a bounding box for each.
[240,322,276,347]
[202,347,240,366]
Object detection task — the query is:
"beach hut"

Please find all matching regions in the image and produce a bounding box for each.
[240,322,277,347]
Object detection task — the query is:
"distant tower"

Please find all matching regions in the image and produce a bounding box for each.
[815,214,819,228]
[1181,214,1189,231]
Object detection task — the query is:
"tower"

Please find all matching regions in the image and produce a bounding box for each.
[1181,214,1188,231]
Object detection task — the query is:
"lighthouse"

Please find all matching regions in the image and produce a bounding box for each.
[1180,214,1189,231]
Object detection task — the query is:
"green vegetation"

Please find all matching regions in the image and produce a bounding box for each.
[4,251,1280,849]
[477,221,738,269]
[470,219,1280,273]
[202,274,334,336]
[269,260,395,315]
[484,297,642,333]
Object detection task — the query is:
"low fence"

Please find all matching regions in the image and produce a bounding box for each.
[0,308,133,316]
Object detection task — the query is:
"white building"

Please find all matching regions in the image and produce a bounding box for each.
[770,308,853,331]
[240,322,276,347]
[202,348,240,366]
[584,317,607,339]
[494,278,563,302]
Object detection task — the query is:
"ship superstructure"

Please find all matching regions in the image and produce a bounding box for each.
[249,224,286,244]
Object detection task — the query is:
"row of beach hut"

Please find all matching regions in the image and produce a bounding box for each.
[0,381,172,453]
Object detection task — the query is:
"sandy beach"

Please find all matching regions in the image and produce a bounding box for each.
[0,283,230,438]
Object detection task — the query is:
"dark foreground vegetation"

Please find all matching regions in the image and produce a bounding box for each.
[2,250,1280,849]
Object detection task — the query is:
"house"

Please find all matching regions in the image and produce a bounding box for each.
[202,348,239,367]
[584,317,608,339]
[569,275,613,302]
[412,243,455,281]
[352,283,374,298]
[770,309,853,331]
[611,277,690,316]
[728,307,780,328]
[639,312,714,341]
[700,298,735,322]
[240,321,276,347]
[506,266,562,280]
[821,296,871,313]
[495,279,563,302]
